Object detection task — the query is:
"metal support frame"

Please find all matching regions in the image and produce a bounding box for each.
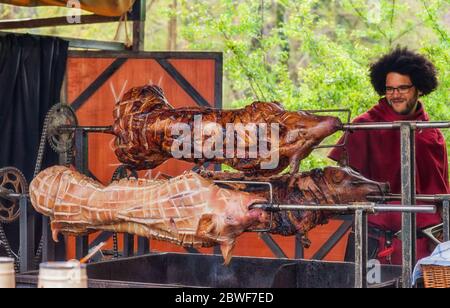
[123,235,135,258]
[341,120,450,288]
[19,195,34,272]
[354,209,368,288]
[369,193,450,243]
[295,234,304,259]
[74,129,90,260]
[444,200,450,243]
[312,218,353,260]
[252,202,434,288]
[260,233,288,259]
[42,216,55,263]
[400,123,417,288]
[137,237,150,256]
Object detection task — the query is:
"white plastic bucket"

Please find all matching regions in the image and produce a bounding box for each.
[0,257,15,288]
[38,261,88,288]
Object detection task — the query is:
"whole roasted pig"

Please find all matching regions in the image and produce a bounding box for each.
[30,166,268,264]
[201,167,390,245]
[113,85,342,176]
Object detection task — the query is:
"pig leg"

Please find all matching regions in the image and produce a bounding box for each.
[300,234,312,248]
[288,154,301,187]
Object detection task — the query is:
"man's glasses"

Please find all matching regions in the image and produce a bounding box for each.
[385,85,414,95]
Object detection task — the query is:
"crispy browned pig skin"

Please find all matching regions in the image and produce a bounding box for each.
[201,167,390,246]
[29,166,268,265]
[113,85,342,176]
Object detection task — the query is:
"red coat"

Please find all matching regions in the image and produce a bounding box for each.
[329,98,448,263]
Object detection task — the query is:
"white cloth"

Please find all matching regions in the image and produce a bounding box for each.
[412,241,450,286]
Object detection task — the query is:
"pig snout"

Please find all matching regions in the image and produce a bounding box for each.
[362,181,390,200]
[309,115,342,139]
[242,195,269,225]
[364,178,390,195]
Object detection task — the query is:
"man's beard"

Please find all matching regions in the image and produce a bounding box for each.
[388,93,420,115]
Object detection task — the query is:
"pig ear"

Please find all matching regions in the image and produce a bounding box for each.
[332,169,345,183]
[197,214,217,238]
[313,168,323,178]
[220,242,236,266]
[197,215,235,265]
[51,226,61,243]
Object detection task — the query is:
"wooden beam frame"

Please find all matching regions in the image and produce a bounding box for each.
[132,0,146,51]
[0,31,127,51]
[0,15,119,30]
[0,1,144,30]
[0,0,145,51]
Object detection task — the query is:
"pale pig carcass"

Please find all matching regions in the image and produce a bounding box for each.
[30,166,268,264]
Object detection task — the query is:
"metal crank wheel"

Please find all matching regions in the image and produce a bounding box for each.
[47,104,78,154]
[0,167,28,224]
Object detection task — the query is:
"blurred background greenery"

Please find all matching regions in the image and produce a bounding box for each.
[1,0,449,169]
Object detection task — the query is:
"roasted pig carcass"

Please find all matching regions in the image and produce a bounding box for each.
[30,166,268,264]
[201,167,390,245]
[113,85,342,176]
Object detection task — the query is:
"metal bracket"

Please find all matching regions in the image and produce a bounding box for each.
[443,200,450,243]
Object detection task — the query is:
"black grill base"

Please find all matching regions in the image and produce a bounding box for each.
[17,253,402,288]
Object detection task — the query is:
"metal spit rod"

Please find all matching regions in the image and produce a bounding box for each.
[251,203,436,214]
[0,187,28,200]
[343,121,450,131]
[57,125,114,134]
[368,194,450,202]
[55,121,450,134]
[56,121,450,136]
[369,194,450,242]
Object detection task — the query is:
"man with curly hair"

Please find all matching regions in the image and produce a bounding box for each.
[329,48,449,265]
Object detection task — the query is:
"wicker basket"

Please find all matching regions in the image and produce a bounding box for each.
[422,265,450,288]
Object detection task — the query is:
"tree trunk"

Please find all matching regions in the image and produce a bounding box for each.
[167,0,178,50]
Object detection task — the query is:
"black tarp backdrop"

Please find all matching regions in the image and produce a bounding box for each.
[0,34,68,254]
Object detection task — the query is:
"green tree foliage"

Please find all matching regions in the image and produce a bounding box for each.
[171,0,450,169]
[1,0,449,170]
[168,0,449,106]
